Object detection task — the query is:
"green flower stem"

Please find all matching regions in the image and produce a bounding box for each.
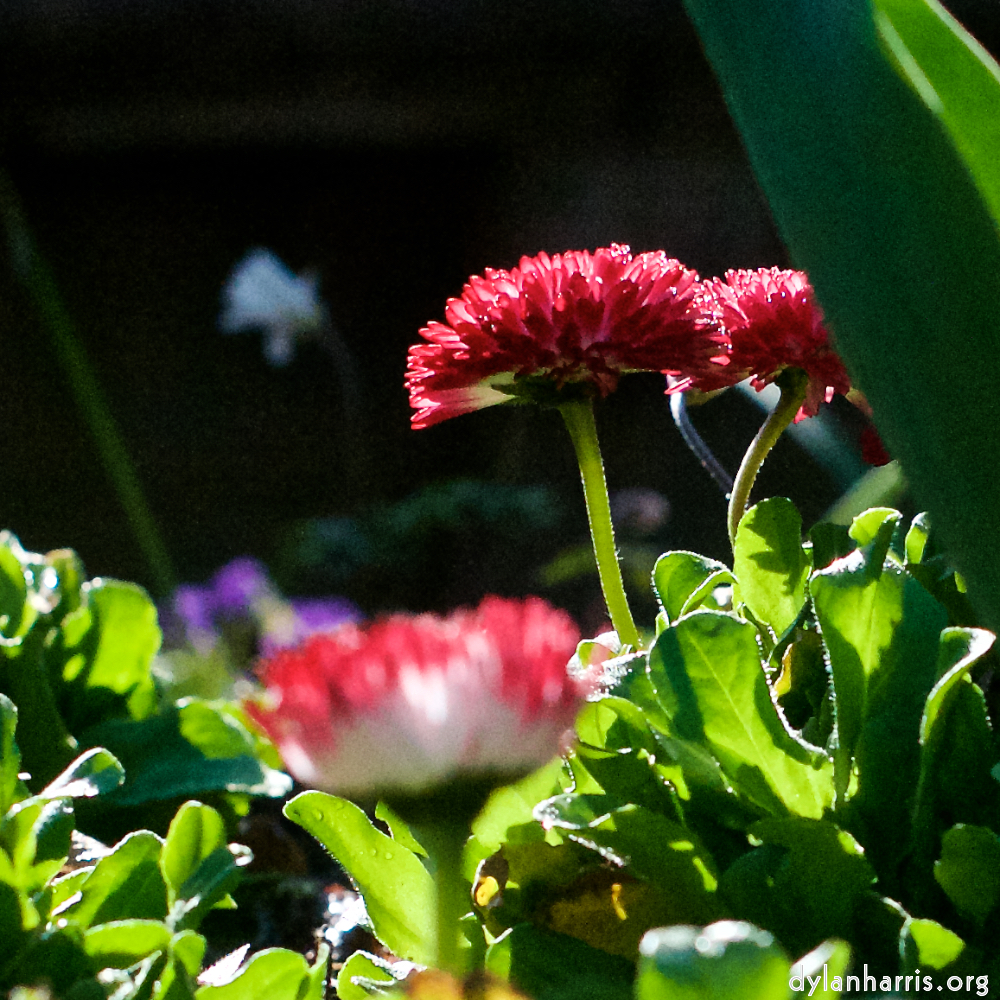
[0,169,175,597]
[412,818,470,977]
[728,368,810,549]
[559,400,640,649]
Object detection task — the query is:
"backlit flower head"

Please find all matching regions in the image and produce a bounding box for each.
[245,596,587,796]
[697,268,851,421]
[406,245,729,429]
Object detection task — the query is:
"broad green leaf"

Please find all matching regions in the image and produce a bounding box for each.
[873,0,1000,226]
[40,747,124,800]
[161,802,228,899]
[161,801,250,931]
[83,919,172,967]
[82,701,291,807]
[677,0,1000,636]
[568,741,681,821]
[0,534,28,640]
[62,831,169,926]
[535,797,719,923]
[335,950,397,1000]
[648,611,832,818]
[636,922,789,1000]
[0,797,73,892]
[196,946,328,1000]
[0,693,22,814]
[911,671,996,881]
[719,818,874,958]
[810,547,947,840]
[284,790,435,964]
[900,918,964,971]
[847,508,901,553]
[733,499,810,636]
[933,824,1000,925]
[56,579,161,726]
[653,552,731,624]
[470,757,566,857]
[485,923,633,1000]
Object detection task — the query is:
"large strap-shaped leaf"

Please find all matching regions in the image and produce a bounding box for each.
[679,0,1000,634]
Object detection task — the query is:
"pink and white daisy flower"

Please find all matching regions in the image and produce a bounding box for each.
[245,596,587,796]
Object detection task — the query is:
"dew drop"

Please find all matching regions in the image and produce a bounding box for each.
[384,851,394,860]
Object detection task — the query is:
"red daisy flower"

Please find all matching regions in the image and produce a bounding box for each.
[697,268,851,421]
[245,596,587,796]
[406,245,729,429]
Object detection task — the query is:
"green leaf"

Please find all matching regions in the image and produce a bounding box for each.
[648,611,832,818]
[900,917,965,971]
[920,627,994,742]
[467,757,568,873]
[160,802,227,899]
[152,930,208,1000]
[335,951,397,1000]
[810,546,947,849]
[82,701,291,807]
[284,791,435,964]
[485,923,634,1000]
[0,693,22,815]
[719,818,874,958]
[733,499,810,637]
[0,534,29,640]
[56,579,161,727]
[652,552,731,624]
[847,507,902,553]
[83,919,172,968]
[161,801,250,931]
[40,748,125,800]
[872,0,1000,226]
[933,824,1000,926]
[904,512,932,566]
[61,831,169,926]
[636,922,789,1000]
[374,801,427,858]
[676,0,1000,636]
[196,946,328,1000]
[535,797,720,923]
[911,662,997,887]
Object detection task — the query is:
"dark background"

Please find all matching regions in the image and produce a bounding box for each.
[2,0,997,612]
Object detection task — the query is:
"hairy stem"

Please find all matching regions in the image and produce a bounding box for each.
[559,400,640,648]
[728,369,809,549]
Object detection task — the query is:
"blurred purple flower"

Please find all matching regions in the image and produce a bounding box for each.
[161,556,360,660]
[259,597,362,657]
[210,557,272,617]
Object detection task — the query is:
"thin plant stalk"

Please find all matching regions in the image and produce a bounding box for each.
[669,391,733,498]
[559,400,640,649]
[728,368,809,548]
[0,169,176,596]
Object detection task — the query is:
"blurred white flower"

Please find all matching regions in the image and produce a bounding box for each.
[219,248,324,366]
